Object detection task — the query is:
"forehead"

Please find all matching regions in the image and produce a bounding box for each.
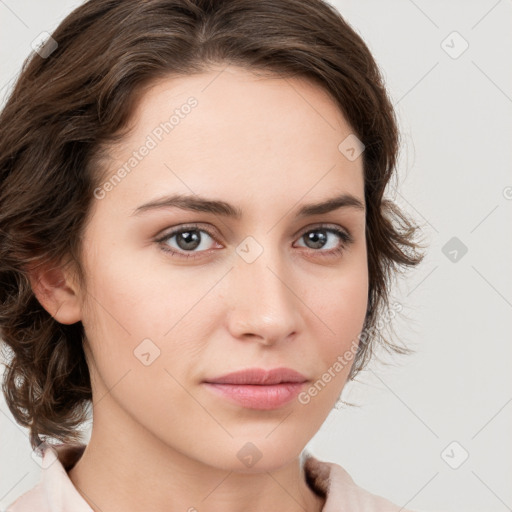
[97,66,364,213]
[125,66,355,145]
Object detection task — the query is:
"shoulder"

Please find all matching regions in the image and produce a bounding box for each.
[6,481,46,512]
[5,442,90,512]
[303,452,417,512]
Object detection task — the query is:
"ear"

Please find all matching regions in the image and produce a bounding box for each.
[26,261,82,325]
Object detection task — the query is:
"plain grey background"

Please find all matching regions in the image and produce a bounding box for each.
[1,1,511,511]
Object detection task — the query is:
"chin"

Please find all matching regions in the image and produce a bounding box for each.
[196,434,309,473]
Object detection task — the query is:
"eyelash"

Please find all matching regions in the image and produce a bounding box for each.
[155,223,354,260]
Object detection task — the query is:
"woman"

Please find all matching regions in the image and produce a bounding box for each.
[0,0,424,510]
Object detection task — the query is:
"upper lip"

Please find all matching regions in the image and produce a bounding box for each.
[204,367,308,385]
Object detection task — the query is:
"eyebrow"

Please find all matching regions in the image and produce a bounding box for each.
[131,192,365,218]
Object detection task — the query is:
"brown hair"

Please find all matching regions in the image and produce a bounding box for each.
[0,0,425,451]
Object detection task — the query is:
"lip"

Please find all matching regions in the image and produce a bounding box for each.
[204,367,308,385]
[203,367,308,410]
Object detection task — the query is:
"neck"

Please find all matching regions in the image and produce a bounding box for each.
[67,422,325,512]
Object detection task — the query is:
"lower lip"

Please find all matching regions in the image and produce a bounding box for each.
[203,382,306,410]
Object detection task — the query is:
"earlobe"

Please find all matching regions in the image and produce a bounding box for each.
[26,262,82,325]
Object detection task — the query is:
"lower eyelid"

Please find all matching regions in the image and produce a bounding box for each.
[157,228,218,250]
[157,225,352,256]
[295,228,351,250]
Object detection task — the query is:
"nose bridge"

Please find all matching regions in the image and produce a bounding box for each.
[239,230,292,292]
[228,234,300,341]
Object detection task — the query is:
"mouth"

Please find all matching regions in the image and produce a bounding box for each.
[202,367,308,410]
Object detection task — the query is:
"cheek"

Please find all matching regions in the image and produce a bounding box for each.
[79,257,207,430]
[304,264,369,397]
[291,277,368,433]
[79,245,214,375]
[310,261,369,331]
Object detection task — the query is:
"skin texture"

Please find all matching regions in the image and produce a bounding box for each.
[30,65,368,512]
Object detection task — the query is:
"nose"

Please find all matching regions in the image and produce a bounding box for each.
[226,244,303,346]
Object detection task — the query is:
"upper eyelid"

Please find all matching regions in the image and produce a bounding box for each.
[156,222,352,245]
[156,223,219,241]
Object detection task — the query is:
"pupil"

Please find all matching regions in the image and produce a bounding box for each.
[177,231,200,250]
[306,230,326,249]
[174,229,328,252]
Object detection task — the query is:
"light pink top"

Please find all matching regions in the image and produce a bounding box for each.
[6,443,415,511]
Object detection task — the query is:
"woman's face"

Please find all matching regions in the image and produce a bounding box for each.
[77,65,368,471]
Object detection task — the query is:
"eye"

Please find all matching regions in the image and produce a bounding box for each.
[156,225,219,259]
[155,223,353,260]
[294,226,353,257]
